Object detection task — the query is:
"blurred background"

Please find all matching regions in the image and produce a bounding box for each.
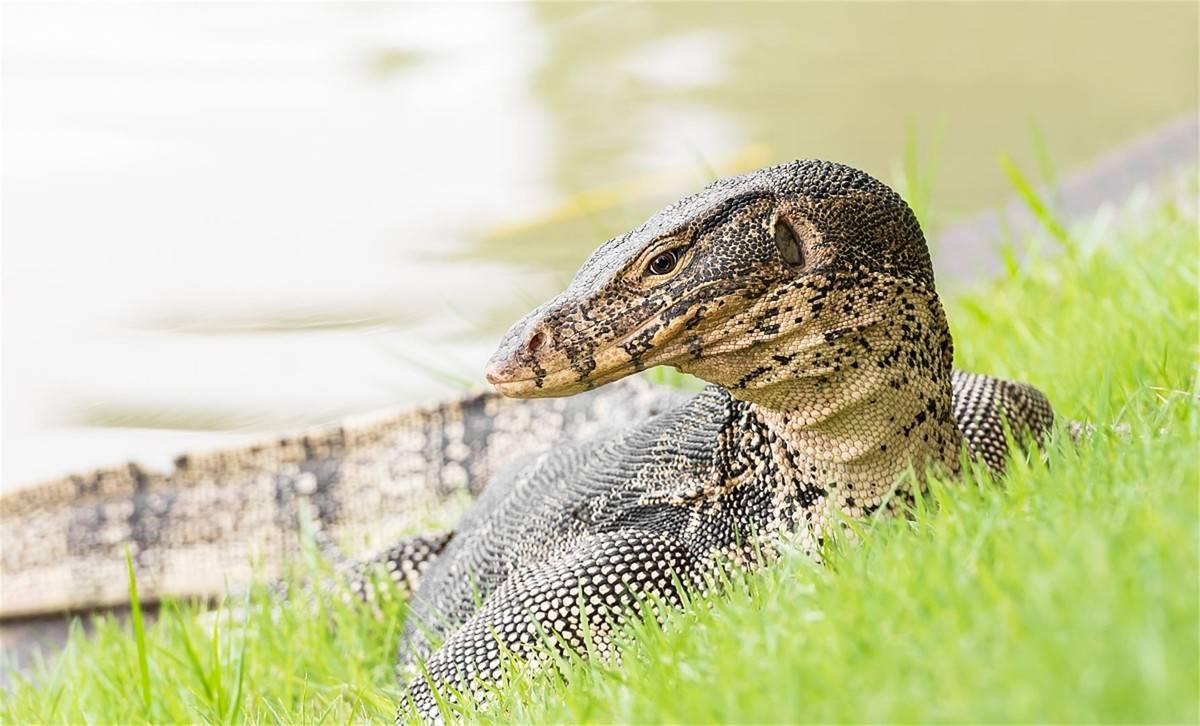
[3,2,1197,487]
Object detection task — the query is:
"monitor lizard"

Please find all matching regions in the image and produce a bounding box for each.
[0,160,1058,720]
[393,159,1056,718]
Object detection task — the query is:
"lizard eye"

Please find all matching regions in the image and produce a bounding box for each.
[647,250,680,276]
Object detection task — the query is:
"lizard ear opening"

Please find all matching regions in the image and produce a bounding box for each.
[773,217,805,268]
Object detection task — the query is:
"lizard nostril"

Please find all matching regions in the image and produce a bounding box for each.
[525,331,545,353]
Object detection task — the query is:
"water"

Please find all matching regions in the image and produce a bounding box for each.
[3,2,1196,487]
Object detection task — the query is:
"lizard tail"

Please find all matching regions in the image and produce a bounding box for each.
[0,378,684,618]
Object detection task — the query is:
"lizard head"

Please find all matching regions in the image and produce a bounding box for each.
[485,159,952,407]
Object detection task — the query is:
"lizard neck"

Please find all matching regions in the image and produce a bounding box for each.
[694,285,963,512]
[746,373,961,505]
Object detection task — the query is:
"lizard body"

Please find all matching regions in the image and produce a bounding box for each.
[395,160,1055,717]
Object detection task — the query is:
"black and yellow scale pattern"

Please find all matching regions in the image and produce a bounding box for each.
[394,160,1055,717]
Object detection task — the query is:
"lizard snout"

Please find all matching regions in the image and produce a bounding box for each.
[484,312,565,396]
[484,325,547,385]
[483,360,508,385]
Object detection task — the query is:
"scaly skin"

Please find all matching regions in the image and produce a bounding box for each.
[396,160,1055,718]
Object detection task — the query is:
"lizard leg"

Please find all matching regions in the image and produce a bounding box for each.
[397,530,698,721]
[339,531,455,602]
[952,370,1057,473]
[270,531,454,605]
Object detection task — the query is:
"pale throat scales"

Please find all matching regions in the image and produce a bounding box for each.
[680,272,964,526]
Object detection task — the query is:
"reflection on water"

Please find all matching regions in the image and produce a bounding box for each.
[2,2,1196,486]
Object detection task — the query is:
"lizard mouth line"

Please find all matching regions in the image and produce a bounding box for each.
[490,319,673,391]
[489,336,648,390]
[491,282,727,391]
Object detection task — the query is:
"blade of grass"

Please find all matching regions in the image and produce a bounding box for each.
[222,607,250,724]
[124,548,152,715]
[170,601,216,704]
[999,154,1071,249]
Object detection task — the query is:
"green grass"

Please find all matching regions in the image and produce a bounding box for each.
[4,176,1197,724]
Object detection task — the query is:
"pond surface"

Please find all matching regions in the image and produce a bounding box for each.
[3,2,1196,486]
